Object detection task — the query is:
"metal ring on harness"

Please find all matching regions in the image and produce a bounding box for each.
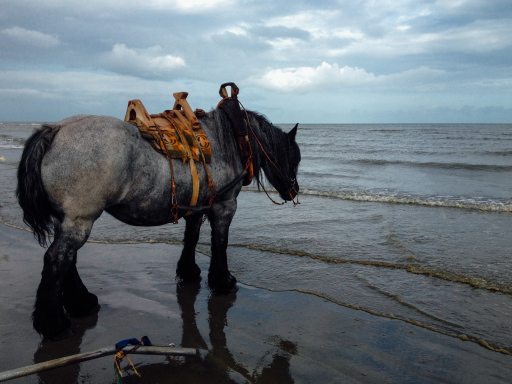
[219,83,239,99]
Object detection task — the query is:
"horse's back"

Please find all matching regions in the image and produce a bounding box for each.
[52,115,140,149]
[41,115,163,219]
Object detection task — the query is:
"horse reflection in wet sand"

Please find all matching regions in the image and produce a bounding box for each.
[33,287,296,383]
[17,109,301,340]
[171,285,296,383]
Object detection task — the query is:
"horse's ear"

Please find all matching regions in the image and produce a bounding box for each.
[288,124,298,141]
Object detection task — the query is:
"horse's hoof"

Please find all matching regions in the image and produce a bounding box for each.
[85,304,101,316]
[210,283,238,295]
[177,275,203,287]
[33,312,72,340]
[207,272,238,295]
[176,262,202,283]
[64,292,99,318]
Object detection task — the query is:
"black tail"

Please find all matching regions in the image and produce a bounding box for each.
[16,124,60,247]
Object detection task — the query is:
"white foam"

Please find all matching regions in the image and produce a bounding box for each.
[242,187,512,212]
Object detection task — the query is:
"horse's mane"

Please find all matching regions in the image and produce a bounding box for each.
[245,111,292,190]
[208,108,293,192]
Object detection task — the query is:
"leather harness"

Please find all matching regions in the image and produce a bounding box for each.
[217,83,254,186]
[124,83,254,223]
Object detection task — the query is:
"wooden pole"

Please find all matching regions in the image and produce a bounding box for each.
[0,346,197,382]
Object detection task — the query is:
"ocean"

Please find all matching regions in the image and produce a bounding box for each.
[0,121,511,355]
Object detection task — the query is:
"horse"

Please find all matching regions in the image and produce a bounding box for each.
[16,108,301,340]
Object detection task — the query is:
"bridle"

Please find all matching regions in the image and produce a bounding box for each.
[218,82,300,207]
[287,137,301,203]
[244,115,300,207]
[176,83,300,215]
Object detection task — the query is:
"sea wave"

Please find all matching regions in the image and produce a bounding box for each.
[242,187,512,212]
[299,156,512,171]
[484,150,512,156]
[345,159,512,171]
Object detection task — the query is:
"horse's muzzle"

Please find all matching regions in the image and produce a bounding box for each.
[281,180,299,201]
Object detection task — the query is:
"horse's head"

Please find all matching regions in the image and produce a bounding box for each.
[246,112,301,204]
[279,124,301,202]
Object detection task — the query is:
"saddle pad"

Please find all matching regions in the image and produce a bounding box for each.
[141,115,211,164]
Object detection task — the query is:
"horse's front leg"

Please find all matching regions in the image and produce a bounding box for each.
[176,214,203,283]
[208,199,238,294]
[32,218,93,339]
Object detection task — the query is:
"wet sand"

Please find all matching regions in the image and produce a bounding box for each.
[0,221,511,383]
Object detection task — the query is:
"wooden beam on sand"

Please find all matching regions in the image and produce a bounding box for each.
[0,346,197,382]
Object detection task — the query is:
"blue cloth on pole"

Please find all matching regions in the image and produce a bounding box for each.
[115,336,152,350]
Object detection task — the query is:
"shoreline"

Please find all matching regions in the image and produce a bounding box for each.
[1,221,511,383]
[3,215,510,355]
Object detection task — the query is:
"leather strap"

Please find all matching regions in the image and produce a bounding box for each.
[161,111,200,216]
[217,83,253,186]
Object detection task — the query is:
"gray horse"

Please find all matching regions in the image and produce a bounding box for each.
[16,109,300,339]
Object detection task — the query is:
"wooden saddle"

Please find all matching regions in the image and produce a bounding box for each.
[124,84,254,222]
[125,92,211,164]
[124,93,213,219]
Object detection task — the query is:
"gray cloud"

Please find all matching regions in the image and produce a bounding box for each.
[99,44,186,78]
[0,0,511,122]
[250,25,311,40]
[209,31,271,53]
[1,27,60,48]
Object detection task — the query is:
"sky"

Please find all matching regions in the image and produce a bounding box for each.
[1,0,511,123]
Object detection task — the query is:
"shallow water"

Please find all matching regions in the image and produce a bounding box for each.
[0,121,511,356]
[3,222,511,384]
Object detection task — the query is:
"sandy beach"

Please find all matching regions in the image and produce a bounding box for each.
[0,220,511,384]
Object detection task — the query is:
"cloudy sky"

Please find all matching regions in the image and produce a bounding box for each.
[1,0,511,123]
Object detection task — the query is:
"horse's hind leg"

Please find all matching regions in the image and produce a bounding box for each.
[33,217,94,339]
[62,262,99,317]
[176,214,203,283]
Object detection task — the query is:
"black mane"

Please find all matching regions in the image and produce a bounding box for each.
[210,108,300,198]
[245,111,294,191]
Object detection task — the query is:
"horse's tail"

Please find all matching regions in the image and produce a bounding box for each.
[16,124,60,247]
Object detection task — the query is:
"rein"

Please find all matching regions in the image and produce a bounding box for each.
[130,83,299,220]
[175,96,299,213]
[238,100,300,207]
[218,82,300,207]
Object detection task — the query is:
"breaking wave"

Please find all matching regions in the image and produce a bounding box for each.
[242,187,512,212]
[301,156,512,171]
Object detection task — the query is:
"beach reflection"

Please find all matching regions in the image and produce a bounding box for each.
[33,314,98,384]
[177,282,295,383]
[31,285,295,384]
[124,284,296,383]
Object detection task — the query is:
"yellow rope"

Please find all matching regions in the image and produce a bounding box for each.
[115,351,141,378]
